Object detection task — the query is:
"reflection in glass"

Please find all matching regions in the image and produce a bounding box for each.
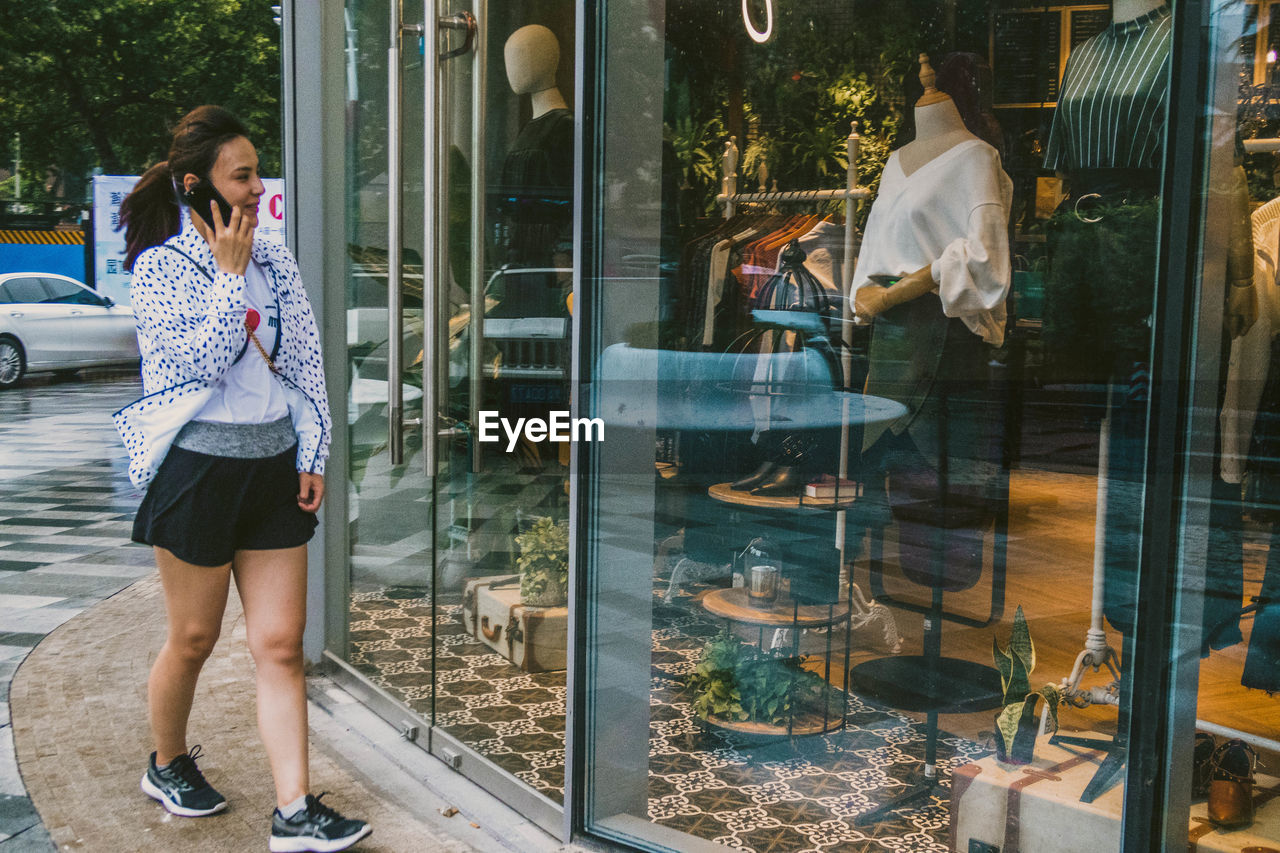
[580,3,1185,852]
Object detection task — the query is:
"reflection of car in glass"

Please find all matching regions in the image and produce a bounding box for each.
[0,272,139,388]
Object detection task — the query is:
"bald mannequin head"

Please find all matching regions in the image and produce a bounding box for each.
[505,25,559,95]
[504,25,568,119]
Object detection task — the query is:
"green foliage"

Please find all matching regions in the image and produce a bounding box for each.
[0,0,281,198]
[687,628,840,726]
[992,606,1061,764]
[516,517,570,606]
[667,115,728,217]
[660,2,945,231]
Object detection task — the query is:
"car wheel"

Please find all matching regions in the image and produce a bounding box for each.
[0,337,25,389]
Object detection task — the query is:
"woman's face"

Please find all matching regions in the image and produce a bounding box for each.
[183,135,266,228]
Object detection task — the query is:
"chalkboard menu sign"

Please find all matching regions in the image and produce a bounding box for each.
[993,5,1112,107]
[1070,9,1111,48]
[993,11,1061,106]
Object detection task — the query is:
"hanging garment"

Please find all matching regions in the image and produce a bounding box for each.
[1043,4,1171,173]
[1221,197,1280,484]
[854,138,1012,460]
[1243,521,1280,692]
[852,138,1012,349]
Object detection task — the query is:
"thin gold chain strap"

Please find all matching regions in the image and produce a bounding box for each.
[245,318,279,374]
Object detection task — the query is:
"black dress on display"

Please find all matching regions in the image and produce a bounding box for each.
[491,108,574,319]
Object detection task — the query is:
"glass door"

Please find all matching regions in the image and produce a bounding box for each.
[334,0,572,836]
[428,0,574,826]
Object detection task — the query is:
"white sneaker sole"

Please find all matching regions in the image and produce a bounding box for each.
[268,824,372,852]
[140,773,228,817]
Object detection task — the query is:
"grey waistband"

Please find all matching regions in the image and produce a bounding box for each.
[173,416,296,458]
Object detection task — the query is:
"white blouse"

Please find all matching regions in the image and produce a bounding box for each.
[852,138,1012,345]
[194,260,289,424]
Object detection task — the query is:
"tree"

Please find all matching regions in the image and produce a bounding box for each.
[0,0,281,200]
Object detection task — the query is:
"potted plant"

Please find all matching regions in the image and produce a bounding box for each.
[992,606,1062,765]
[687,628,841,730]
[516,516,570,607]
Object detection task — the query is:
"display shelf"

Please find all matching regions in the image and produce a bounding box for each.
[708,481,857,511]
[704,708,846,738]
[701,587,849,628]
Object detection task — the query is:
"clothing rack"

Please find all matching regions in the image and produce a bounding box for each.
[715,122,872,489]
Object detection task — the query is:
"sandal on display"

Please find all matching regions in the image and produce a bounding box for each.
[1207,738,1258,829]
[1192,732,1216,799]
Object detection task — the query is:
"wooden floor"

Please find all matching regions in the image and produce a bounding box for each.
[838,467,1280,761]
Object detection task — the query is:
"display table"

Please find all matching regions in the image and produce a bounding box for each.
[699,587,849,737]
[708,481,858,511]
[701,587,850,628]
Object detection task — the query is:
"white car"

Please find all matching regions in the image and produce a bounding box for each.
[0,272,138,388]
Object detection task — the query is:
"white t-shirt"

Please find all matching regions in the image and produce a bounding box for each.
[852,138,1012,346]
[195,260,290,424]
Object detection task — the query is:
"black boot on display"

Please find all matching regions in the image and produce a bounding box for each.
[732,461,776,491]
[751,465,806,496]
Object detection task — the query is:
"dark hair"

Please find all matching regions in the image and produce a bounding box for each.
[935,53,1004,158]
[118,106,249,270]
[900,53,1004,159]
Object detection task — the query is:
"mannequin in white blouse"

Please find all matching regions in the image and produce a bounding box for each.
[855,56,975,320]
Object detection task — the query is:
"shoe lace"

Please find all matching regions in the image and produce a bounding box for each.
[167,745,210,790]
[307,792,343,825]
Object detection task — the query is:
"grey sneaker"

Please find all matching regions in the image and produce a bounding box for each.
[140,745,227,817]
[269,793,371,852]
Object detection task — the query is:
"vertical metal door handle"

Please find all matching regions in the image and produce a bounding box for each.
[439,12,477,60]
[387,1,409,464]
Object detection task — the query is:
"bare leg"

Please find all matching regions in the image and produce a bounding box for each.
[233,545,309,808]
[149,548,232,764]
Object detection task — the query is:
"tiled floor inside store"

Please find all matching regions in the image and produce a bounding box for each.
[349,569,988,853]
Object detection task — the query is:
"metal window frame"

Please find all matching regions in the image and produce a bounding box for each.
[1123,0,1218,848]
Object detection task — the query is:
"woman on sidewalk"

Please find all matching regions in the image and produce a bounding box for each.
[115,105,371,853]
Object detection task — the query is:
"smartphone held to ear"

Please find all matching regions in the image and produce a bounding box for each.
[182,180,234,231]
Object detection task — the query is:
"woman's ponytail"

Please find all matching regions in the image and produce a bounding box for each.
[118,105,250,271]
[119,161,180,271]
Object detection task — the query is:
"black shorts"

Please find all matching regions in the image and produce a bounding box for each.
[132,444,318,567]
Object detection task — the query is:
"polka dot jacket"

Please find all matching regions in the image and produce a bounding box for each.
[115,219,332,488]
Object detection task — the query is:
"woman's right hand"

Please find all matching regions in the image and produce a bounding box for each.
[191,200,254,277]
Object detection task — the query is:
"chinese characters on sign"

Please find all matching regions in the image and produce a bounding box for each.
[92,175,286,305]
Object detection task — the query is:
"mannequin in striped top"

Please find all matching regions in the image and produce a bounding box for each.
[1043,0,1256,653]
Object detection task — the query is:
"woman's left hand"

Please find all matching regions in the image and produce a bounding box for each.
[298,473,325,512]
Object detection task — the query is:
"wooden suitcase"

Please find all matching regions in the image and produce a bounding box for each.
[461,574,567,673]
[950,734,1122,853]
[951,733,1280,853]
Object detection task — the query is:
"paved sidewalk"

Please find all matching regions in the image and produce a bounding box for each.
[0,373,567,852]
[12,573,482,852]
[0,372,151,849]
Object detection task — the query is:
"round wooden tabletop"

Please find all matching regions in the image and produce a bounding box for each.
[707,481,856,510]
[700,587,849,628]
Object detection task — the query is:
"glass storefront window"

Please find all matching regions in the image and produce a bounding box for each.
[1169,0,1280,849]
[306,0,1280,849]
[577,1,1203,851]
[335,0,574,827]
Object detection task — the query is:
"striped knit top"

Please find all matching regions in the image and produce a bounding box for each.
[1044,4,1172,173]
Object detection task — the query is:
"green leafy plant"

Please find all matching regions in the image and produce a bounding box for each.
[687,628,840,726]
[992,606,1061,765]
[516,517,570,607]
